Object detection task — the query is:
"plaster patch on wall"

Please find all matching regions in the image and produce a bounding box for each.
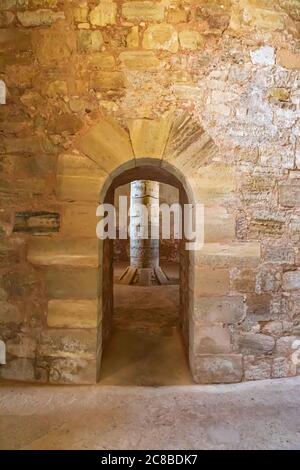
[250,46,275,66]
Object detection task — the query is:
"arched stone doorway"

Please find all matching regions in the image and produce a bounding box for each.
[98,160,194,382]
[26,112,260,384]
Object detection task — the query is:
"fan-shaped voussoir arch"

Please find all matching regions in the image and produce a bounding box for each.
[74,113,217,177]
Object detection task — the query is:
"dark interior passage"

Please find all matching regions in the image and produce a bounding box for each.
[99,180,192,386]
[100,262,192,386]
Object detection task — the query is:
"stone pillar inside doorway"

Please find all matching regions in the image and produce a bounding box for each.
[119,180,168,286]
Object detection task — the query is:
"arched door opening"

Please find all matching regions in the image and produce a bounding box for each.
[97,163,194,385]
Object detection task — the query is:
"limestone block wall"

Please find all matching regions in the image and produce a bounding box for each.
[0,0,299,384]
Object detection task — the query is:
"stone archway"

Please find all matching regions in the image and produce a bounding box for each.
[27,112,260,384]
[97,160,194,382]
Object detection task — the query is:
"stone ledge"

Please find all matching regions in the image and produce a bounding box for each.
[28,238,99,267]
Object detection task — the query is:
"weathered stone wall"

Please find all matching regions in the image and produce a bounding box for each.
[0,0,300,384]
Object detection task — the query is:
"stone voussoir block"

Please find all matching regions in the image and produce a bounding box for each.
[78,118,134,174]
[128,118,173,160]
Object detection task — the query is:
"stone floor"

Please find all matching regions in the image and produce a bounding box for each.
[100,262,192,386]
[1,262,299,449]
[0,377,300,449]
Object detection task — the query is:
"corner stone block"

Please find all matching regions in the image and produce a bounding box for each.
[38,329,97,359]
[204,206,235,243]
[49,357,97,384]
[47,300,97,328]
[191,354,243,384]
[56,153,107,202]
[46,267,98,299]
[128,118,172,159]
[194,267,230,296]
[0,358,38,383]
[188,162,235,203]
[191,322,232,355]
[78,117,134,174]
[27,238,98,267]
[194,242,261,268]
[61,203,98,238]
[193,295,245,324]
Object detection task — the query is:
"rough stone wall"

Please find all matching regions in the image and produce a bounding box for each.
[0,0,300,384]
